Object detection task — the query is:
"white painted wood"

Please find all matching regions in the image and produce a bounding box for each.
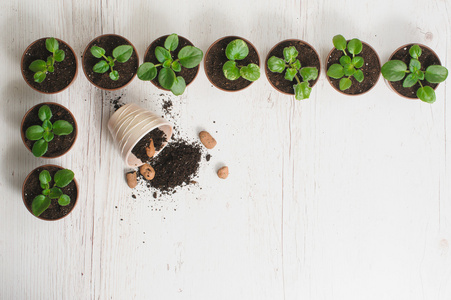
[0,0,450,299]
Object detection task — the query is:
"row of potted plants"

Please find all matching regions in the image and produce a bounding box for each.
[21,34,448,103]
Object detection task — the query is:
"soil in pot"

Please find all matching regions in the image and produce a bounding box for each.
[82,34,139,90]
[204,36,260,91]
[387,44,441,98]
[21,103,77,158]
[23,165,78,220]
[131,128,167,163]
[266,40,321,95]
[144,35,199,90]
[21,38,77,94]
[326,41,381,95]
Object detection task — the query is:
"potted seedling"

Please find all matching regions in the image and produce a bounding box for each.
[22,165,78,220]
[21,37,78,94]
[137,34,203,95]
[326,35,381,95]
[381,44,448,103]
[204,36,260,92]
[266,39,320,100]
[21,102,77,158]
[82,34,139,90]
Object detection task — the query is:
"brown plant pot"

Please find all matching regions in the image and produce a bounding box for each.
[385,44,442,99]
[22,164,79,221]
[326,40,381,96]
[82,34,139,90]
[143,35,201,91]
[21,37,78,94]
[204,36,260,92]
[265,39,321,97]
[21,102,78,158]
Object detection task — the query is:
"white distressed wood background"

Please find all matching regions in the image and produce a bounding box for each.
[0,0,450,299]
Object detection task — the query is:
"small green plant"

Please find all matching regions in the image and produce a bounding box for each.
[267,46,318,100]
[29,38,65,83]
[32,169,74,216]
[223,39,260,82]
[90,44,134,81]
[25,105,74,157]
[381,45,448,103]
[137,34,203,95]
[326,35,365,91]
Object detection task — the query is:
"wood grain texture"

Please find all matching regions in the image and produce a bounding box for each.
[0,0,450,299]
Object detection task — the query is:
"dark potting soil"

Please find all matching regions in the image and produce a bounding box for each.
[23,165,78,220]
[266,40,321,95]
[131,128,167,163]
[83,35,138,89]
[21,38,77,93]
[21,103,77,158]
[326,41,381,95]
[388,44,441,98]
[144,35,199,90]
[205,36,260,91]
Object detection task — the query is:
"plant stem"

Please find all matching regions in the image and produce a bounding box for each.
[294,74,301,85]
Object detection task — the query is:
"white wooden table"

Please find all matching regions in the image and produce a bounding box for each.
[1,0,450,299]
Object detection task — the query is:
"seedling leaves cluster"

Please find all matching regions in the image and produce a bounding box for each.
[91,44,134,81]
[29,38,65,83]
[223,39,260,82]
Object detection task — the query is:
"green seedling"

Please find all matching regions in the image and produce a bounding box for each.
[137,34,203,95]
[32,169,74,216]
[326,35,365,91]
[381,45,448,103]
[25,105,74,157]
[29,38,65,83]
[91,44,134,81]
[267,46,318,100]
[223,39,260,82]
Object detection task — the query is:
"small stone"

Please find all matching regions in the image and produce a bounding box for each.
[146,139,155,158]
[140,163,155,181]
[126,171,137,188]
[217,166,229,179]
[199,131,217,149]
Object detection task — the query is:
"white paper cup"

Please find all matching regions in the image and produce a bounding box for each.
[108,103,173,167]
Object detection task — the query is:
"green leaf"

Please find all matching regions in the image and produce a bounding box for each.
[178,46,203,68]
[409,59,421,72]
[158,67,176,89]
[38,105,52,121]
[164,34,179,51]
[403,73,418,88]
[222,61,240,80]
[381,60,408,81]
[32,139,48,157]
[292,59,301,70]
[34,72,46,83]
[267,56,286,73]
[283,46,298,63]
[39,170,51,185]
[354,69,364,82]
[170,76,186,96]
[42,131,54,142]
[53,120,73,135]
[109,70,119,81]
[93,60,109,73]
[172,60,181,72]
[40,183,49,189]
[240,63,260,82]
[339,77,352,91]
[351,56,364,68]
[54,49,65,62]
[49,187,63,199]
[294,82,312,100]
[32,195,51,216]
[416,70,425,80]
[48,66,54,73]
[46,56,54,66]
[42,120,52,131]
[409,45,422,59]
[29,60,47,72]
[155,46,171,63]
[113,45,133,63]
[425,65,448,83]
[417,86,436,103]
[225,39,249,61]
[54,169,74,188]
[327,64,344,79]
[339,55,351,66]
[43,189,50,196]
[58,194,71,206]
[343,64,355,76]
[45,38,58,53]
[26,125,44,140]
[137,62,157,81]
[284,68,297,81]
[347,39,363,55]
[106,56,115,67]
[90,46,105,58]
[300,67,318,82]
[332,35,347,51]
[163,59,172,68]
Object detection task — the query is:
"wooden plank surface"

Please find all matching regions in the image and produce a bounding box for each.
[0,0,450,299]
